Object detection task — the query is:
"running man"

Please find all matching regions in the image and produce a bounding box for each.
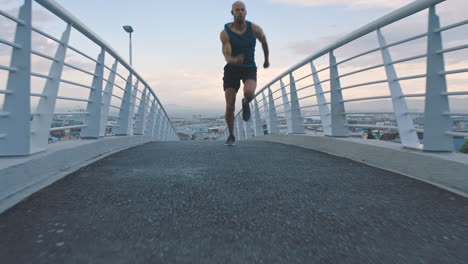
[220,1,270,146]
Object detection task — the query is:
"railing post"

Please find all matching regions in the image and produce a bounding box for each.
[377,29,420,149]
[289,73,305,134]
[280,79,292,131]
[310,62,332,135]
[100,60,118,137]
[329,51,348,137]
[423,6,453,152]
[134,87,148,135]
[235,118,241,139]
[145,100,156,138]
[30,24,71,152]
[158,119,165,141]
[162,119,168,141]
[267,87,280,134]
[166,124,171,141]
[116,74,133,135]
[160,120,166,141]
[156,108,164,141]
[0,0,32,156]
[252,98,263,136]
[153,106,162,141]
[165,122,170,141]
[239,117,246,140]
[261,92,270,134]
[81,48,105,139]
[244,117,254,139]
[129,80,139,135]
[157,119,164,141]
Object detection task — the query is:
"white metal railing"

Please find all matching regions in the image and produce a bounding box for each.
[223,0,468,152]
[0,0,178,156]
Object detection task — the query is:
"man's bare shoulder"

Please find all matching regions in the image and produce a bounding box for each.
[251,23,264,37]
[220,29,229,42]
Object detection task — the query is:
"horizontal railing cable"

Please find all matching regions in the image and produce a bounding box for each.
[63,62,97,76]
[401,93,425,98]
[336,48,380,66]
[60,79,94,89]
[340,79,388,90]
[31,72,52,79]
[442,91,468,96]
[296,84,315,93]
[345,124,399,130]
[67,45,100,64]
[435,18,468,33]
[444,112,468,116]
[445,131,468,137]
[32,26,62,44]
[56,96,91,102]
[31,50,59,62]
[53,112,89,115]
[437,44,468,54]
[0,65,18,72]
[391,53,427,64]
[0,37,22,49]
[341,95,392,103]
[384,32,428,49]
[0,90,13,95]
[0,9,25,24]
[50,124,87,132]
[338,63,385,79]
[440,68,468,75]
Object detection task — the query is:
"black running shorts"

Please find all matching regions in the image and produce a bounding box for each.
[223,64,257,91]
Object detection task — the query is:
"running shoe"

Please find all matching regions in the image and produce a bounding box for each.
[224,135,236,146]
[242,98,251,121]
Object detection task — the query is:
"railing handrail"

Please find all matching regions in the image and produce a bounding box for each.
[255,0,445,97]
[35,0,176,133]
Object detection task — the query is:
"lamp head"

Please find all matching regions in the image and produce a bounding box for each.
[123,25,134,33]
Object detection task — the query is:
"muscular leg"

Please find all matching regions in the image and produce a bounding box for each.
[225,88,237,136]
[243,79,257,104]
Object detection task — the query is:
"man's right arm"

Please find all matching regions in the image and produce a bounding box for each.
[220,30,243,65]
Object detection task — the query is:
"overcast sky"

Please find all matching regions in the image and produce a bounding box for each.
[1,0,466,117]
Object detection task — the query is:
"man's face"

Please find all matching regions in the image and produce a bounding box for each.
[232,3,246,23]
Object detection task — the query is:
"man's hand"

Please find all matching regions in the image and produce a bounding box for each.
[229,54,244,65]
[263,60,270,69]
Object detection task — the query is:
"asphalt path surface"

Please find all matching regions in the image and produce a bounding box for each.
[1,141,467,263]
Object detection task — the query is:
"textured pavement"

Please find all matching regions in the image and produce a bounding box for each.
[0,141,467,263]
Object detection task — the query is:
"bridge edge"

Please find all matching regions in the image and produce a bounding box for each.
[252,134,468,198]
[0,136,152,214]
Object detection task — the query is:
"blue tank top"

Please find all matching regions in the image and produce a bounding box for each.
[224,21,256,68]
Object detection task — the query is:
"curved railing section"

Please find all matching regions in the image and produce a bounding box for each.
[224,0,468,152]
[0,0,178,156]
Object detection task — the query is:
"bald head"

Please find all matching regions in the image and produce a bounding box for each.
[232,1,246,10]
[231,1,247,23]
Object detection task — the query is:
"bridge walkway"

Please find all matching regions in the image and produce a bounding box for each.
[0,141,466,263]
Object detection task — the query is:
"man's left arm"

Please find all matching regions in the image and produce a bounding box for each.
[253,23,270,69]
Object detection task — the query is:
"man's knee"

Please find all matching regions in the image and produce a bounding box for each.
[226,103,235,114]
[243,80,256,101]
[244,91,254,101]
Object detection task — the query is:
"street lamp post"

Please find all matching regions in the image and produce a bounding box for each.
[123,25,134,66]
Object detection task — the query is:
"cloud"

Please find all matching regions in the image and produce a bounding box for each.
[269,0,412,10]
[0,5,57,56]
[285,0,468,67]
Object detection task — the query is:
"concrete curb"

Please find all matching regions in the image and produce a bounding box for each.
[0,136,152,214]
[251,134,468,198]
